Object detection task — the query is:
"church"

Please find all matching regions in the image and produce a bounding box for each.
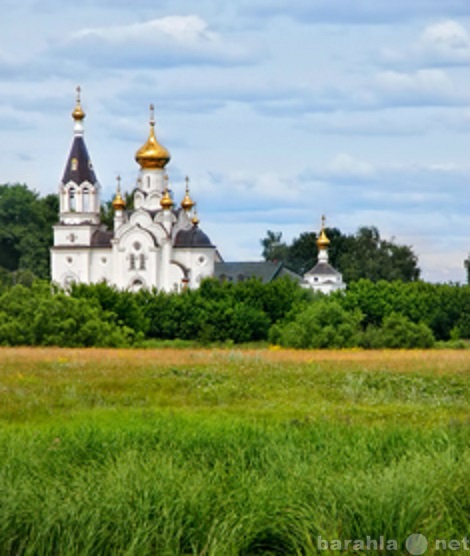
[51,88,217,292]
[51,88,345,294]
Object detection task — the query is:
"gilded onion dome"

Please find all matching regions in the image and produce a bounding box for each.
[317,215,330,249]
[112,176,126,210]
[135,104,170,170]
[181,177,195,211]
[191,211,200,227]
[160,187,173,210]
[71,86,85,121]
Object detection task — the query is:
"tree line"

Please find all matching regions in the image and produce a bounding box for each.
[0,277,468,348]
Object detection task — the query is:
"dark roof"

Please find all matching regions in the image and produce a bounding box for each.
[173,226,214,248]
[62,136,97,185]
[214,261,302,284]
[91,229,113,247]
[305,261,341,277]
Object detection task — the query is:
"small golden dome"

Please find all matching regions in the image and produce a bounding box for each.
[191,211,200,226]
[112,192,126,211]
[317,228,330,249]
[72,86,85,121]
[160,187,173,210]
[112,176,126,210]
[181,177,195,211]
[317,215,330,250]
[135,104,170,170]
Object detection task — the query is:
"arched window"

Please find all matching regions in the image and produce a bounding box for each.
[82,187,90,212]
[69,187,76,211]
[129,254,136,270]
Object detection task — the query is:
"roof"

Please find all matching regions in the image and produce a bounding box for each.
[91,229,113,247]
[173,226,214,248]
[214,261,302,284]
[304,261,341,277]
[62,136,97,185]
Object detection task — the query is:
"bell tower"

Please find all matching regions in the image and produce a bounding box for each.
[59,86,101,225]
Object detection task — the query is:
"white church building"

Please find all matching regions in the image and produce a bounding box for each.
[51,88,217,292]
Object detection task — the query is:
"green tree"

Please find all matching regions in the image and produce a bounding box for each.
[0,184,58,280]
[261,230,289,263]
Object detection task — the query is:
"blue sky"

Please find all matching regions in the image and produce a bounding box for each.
[0,0,468,282]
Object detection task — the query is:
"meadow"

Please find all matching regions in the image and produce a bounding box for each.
[0,348,469,555]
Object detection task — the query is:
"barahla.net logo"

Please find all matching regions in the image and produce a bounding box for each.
[317,533,470,554]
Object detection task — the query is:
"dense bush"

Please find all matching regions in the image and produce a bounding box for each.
[269,299,363,348]
[0,277,468,348]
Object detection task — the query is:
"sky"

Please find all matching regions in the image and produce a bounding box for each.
[0,0,469,283]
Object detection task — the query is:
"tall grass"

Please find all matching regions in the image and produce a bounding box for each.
[0,415,469,555]
[0,348,469,555]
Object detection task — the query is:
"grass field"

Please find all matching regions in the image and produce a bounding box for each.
[0,348,469,555]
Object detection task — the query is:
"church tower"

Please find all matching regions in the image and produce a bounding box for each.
[51,88,110,287]
[133,104,171,211]
[58,86,101,224]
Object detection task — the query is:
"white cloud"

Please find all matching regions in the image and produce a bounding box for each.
[59,15,254,68]
[373,69,466,106]
[420,20,469,59]
[73,15,216,43]
[380,20,470,68]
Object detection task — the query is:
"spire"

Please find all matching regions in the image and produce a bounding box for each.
[135,103,171,170]
[71,85,85,122]
[181,176,195,211]
[317,215,330,263]
[62,86,97,186]
[112,175,126,211]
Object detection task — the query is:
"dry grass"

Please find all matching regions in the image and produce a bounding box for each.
[0,347,468,426]
[1,346,469,372]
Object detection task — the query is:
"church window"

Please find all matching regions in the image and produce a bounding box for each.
[129,254,136,270]
[139,254,146,270]
[69,188,76,211]
[66,256,73,264]
[101,257,107,264]
[82,187,90,211]
[133,241,141,251]
[71,158,78,171]
[198,255,206,265]
[147,176,151,189]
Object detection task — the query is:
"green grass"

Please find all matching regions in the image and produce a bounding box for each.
[0,348,469,555]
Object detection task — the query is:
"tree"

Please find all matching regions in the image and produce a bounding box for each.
[0,184,58,280]
[261,230,289,263]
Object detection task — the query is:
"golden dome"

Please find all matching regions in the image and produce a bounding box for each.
[191,211,200,226]
[181,177,195,211]
[135,104,170,170]
[112,176,126,210]
[160,187,173,210]
[317,215,330,249]
[72,86,85,121]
